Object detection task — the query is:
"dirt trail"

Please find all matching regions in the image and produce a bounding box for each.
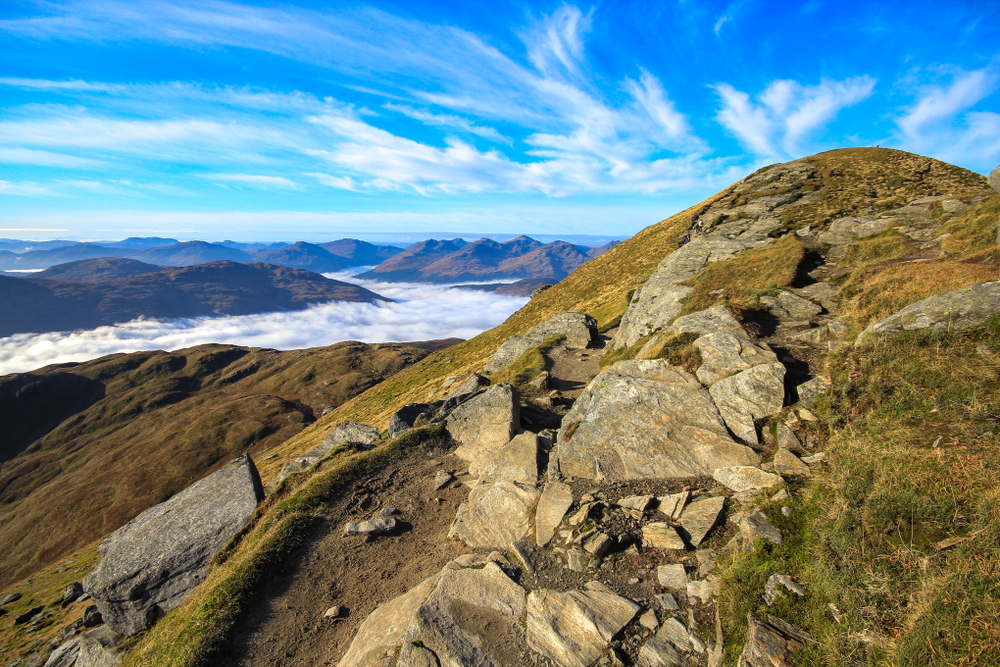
[545,329,613,400]
[213,450,474,667]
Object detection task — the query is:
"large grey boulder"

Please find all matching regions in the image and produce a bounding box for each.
[857,281,1000,345]
[338,560,526,667]
[613,234,774,350]
[989,165,1000,193]
[485,312,597,373]
[449,384,520,476]
[83,454,264,636]
[709,363,786,445]
[667,305,745,337]
[447,481,540,549]
[527,582,640,667]
[555,360,759,481]
[386,402,434,439]
[693,333,777,386]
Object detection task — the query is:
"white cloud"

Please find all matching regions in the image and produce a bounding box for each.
[0,280,528,375]
[0,180,51,196]
[307,173,360,191]
[383,103,509,144]
[0,147,106,168]
[713,76,876,158]
[893,67,1000,169]
[203,173,302,189]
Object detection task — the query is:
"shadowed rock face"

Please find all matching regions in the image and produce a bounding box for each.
[555,359,760,481]
[857,281,1000,345]
[83,454,265,636]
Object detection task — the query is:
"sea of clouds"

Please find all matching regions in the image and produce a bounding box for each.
[0,272,529,375]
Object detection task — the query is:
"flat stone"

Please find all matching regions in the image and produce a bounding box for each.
[448,481,540,549]
[737,613,803,667]
[338,561,526,667]
[667,305,745,337]
[709,363,786,446]
[657,564,688,589]
[694,333,778,386]
[343,517,397,536]
[857,281,1000,344]
[643,523,686,550]
[639,609,660,631]
[83,454,264,636]
[618,495,656,512]
[774,449,811,477]
[637,628,683,667]
[679,496,726,547]
[527,586,640,667]
[486,312,597,373]
[713,466,783,493]
[740,511,783,549]
[796,282,839,312]
[535,481,574,547]
[655,593,679,611]
[567,549,586,572]
[323,421,381,448]
[657,491,689,520]
[556,360,759,481]
[583,532,614,557]
[449,384,521,477]
[478,432,539,485]
[658,617,702,652]
[801,452,828,465]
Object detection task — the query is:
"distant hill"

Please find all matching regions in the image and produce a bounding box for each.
[0,261,388,337]
[0,338,459,589]
[11,243,132,270]
[35,257,164,281]
[105,237,179,249]
[253,241,353,273]
[129,241,252,265]
[0,250,16,271]
[355,238,471,281]
[358,235,611,284]
[320,238,405,265]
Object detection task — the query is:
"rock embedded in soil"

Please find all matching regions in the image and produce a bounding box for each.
[794,375,831,408]
[643,523,686,550]
[708,362,786,446]
[322,421,381,448]
[759,290,822,322]
[667,305,745,337]
[444,372,489,400]
[0,592,22,606]
[15,605,44,624]
[44,636,81,667]
[448,480,540,549]
[764,575,805,606]
[485,311,598,373]
[679,496,726,547]
[687,577,719,604]
[775,424,802,452]
[657,491,689,520]
[62,582,83,606]
[343,517,397,536]
[657,564,688,589]
[526,583,641,667]
[737,613,805,667]
[857,281,1000,344]
[656,593,679,611]
[555,359,760,481]
[432,470,453,489]
[773,449,811,477]
[740,511,783,549]
[76,626,122,667]
[82,453,264,636]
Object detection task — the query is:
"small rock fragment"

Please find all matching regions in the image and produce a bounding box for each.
[433,470,454,489]
[740,512,783,549]
[583,532,614,557]
[343,517,397,536]
[324,605,342,619]
[643,523,685,550]
[657,491,689,520]
[639,609,660,631]
[713,467,783,493]
[567,549,586,572]
[764,574,806,606]
[679,496,725,547]
[618,495,656,512]
[657,564,687,589]
[774,449,811,477]
[687,578,718,604]
[655,593,679,611]
[775,424,803,452]
[15,605,44,625]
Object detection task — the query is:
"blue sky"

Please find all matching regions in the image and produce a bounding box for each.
[0,0,998,242]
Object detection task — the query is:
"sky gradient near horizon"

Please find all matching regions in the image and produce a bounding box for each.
[1,0,998,242]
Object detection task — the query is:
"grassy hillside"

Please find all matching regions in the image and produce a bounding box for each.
[0,339,451,589]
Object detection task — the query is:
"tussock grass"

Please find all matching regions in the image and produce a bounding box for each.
[598,331,701,372]
[122,425,449,667]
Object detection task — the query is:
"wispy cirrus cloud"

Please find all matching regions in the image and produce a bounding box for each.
[383,104,509,144]
[0,180,51,196]
[203,173,302,189]
[713,76,876,158]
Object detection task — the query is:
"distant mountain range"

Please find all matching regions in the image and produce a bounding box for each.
[0,261,388,337]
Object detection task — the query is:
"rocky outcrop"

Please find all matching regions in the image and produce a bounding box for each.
[43,637,80,667]
[83,454,264,636]
[667,305,744,337]
[76,625,123,667]
[759,290,822,323]
[816,216,886,245]
[526,582,640,667]
[447,481,540,549]
[857,281,1000,344]
[448,384,520,476]
[338,559,526,667]
[478,432,540,485]
[444,372,489,399]
[989,165,1000,193]
[274,421,381,485]
[555,360,760,481]
[485,312,597,373]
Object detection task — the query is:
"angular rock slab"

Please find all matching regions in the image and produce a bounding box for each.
[449,384,520,476]
[448,481,540,549]
[709,363,786,445]
[857,281,1000,344]
[740,511,783,549]
[759,291,822,322]
[713,466,783,493]
[338,561,525,667]
[556,360,759,481]
[694,333,778,386]
[637,626,683,667]
[83,454,264,636]
[445,372,489,400]
[486,311,597,373]
[643,523,685,550]
[679,496,725,547]
[990,165,1000,193]
[527,583,640,667]
[536,481,574,547]
[737,613,804,667]
[478,432,539,485]
[774,449,811,477]
[76,625,123,667]
[323,421,381,448]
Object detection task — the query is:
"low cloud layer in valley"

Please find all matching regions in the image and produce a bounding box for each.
[0,274,528,375]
